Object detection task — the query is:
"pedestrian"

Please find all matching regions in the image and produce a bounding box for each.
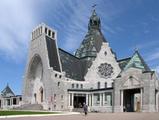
[83,102,88,116]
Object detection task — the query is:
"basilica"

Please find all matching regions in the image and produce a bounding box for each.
[23,9,159,112]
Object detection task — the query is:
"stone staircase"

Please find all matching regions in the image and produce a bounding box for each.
[14,104,43,110]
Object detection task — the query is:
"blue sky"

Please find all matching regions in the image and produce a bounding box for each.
[0,0,159,94]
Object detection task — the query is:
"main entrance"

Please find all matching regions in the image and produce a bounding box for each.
[74,94,86,108]
[123,88,141,112]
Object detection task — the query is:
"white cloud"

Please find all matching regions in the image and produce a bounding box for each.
[0,0,129,61]
[0,0,37,62]
[54,0,126,53]
[103,25,116,34]
[146,52,159,62]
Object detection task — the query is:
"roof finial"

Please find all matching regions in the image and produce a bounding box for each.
[134,45,139,52]
[91,4,97,16]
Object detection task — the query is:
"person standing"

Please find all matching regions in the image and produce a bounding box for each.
[83,103,88,116]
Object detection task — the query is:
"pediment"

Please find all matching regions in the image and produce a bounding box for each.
[122,76,141,88]
[122,67,142,76]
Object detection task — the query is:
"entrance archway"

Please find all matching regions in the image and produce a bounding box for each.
[123,88,141,112]
[27,54,44,104]
[34,93,37,103]
[73,94,86,108]
[40,87,43,102]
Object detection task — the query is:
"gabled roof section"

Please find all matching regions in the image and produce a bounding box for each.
[1,84,15,97]
[123,50,150,71]
[117,57,131,70]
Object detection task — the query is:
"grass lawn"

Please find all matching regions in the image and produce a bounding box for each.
[0,110,59,116]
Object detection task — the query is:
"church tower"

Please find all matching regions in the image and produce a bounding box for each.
[75,9,109,77]
[75,9,106,59]
[23,23,63,108]
[78,9,121,88]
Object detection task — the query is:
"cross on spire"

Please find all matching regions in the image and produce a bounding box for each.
[92,4,97,8]
[92,4,97,10]
[134,45,139,52]
[91,4,97,16]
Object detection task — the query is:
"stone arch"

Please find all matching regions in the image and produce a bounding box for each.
[27,54,43,81]
[27,54,44,104]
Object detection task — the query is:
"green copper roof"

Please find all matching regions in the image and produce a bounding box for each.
[1,84,15,97]
[123,51,150,71]
[75,9,107,58]
[118,57,131,70]
[88,9,101,30]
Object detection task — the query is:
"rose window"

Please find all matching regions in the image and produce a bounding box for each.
[98,63,113,78]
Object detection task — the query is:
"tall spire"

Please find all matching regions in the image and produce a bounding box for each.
[88,5,101,30]
[75,8,107,59]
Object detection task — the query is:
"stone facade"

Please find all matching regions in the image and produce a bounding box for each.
[114,68,159,112]
[23,10,159,112]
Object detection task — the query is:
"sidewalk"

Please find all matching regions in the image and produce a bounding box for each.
[0,112,80,119]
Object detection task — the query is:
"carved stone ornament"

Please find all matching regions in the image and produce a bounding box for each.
[98,63,114,79]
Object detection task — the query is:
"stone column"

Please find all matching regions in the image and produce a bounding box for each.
[140,88,143,112]
[1,99,3,108]
[120,90,123,112]
[10,99,12,106]
[156,92,159,112]
[86,94,88,105]
[92,93,94,106]
[100,93,102,106]
[3,99,5,108]
[10,98,11,106]
[89,94,91,106]
[149,80,156,112]
[71,93,74,107]
[69,93,74,111]
[103,93,105,106]
[68,93,70,106]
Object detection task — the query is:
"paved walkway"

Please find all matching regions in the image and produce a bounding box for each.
[1,112,159,120]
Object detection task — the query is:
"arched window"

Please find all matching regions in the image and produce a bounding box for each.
[55,74,57,77]
[57,82,60,87]
[54,94,56,100]
[45,27,47,34]
[81,84,83,89]
[76,84,79,88]
[72,84,74,88]
[61,95,63,100]
[94,21,97,25]
[59,75,62,78]
[105,82,107,88]
[112,82,114,88]
[90,20,93,24]
[97,82,100,89]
